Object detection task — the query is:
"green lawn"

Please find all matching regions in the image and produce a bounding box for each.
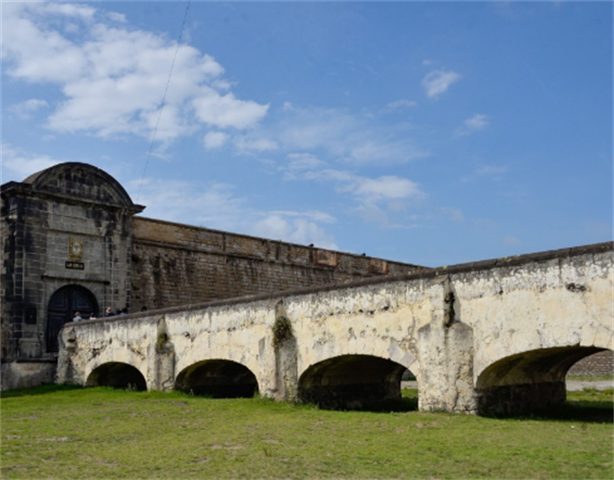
[1,386,612,479]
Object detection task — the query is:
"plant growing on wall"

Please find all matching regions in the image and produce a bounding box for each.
[156,332,169,353]
[272,315,293,348]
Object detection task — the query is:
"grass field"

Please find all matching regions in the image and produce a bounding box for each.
[1,386,612,479]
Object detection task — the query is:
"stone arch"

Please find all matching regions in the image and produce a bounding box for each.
[296,313,420,385]
[298,354,408,410]
[80,336,150,389]
[174,359,259,398]
[46,284,99,353]
[24,162,138,207]
[476,345,608,416]
[86,362,147,391]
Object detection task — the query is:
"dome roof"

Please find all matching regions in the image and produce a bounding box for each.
[21,162,142,210]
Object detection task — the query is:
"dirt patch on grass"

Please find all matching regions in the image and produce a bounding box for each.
[38,437,71,442]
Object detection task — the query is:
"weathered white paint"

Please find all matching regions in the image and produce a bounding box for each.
[57,245,613,413]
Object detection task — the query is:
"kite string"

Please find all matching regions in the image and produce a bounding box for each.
[136,0,191,203]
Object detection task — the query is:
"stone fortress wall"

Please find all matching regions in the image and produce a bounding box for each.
[122,216,614,384]
[1,162,610,392]
[0,197,10,360]
[0,163,424,390]
[130,217,423,312]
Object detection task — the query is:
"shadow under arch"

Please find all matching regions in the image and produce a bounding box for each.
[298,354,408,410]
[174,360,258,398]
[476,345,608,417]
[86,362,147,391]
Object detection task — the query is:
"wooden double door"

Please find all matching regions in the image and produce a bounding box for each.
[46,285,98,352]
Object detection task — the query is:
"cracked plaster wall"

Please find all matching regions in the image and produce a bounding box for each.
[57,248,613,413]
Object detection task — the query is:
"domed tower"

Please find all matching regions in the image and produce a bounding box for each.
[1,163,144,389]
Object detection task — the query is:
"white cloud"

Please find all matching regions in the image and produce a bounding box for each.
[192,88,269,130]
[107,12,126,23]
[203,131,230,149]
[2,3,268,143]
[440,207,465,222]
[3,6,88,83]
[1,144,62,181]
[455,114,489,137]
[386,99,417,111]
[133,178,248,231]
[251,215,291,240]
[132,176,337,248]
[1,141,341,249]
[234,136,278,152]
[422,69,461,98]
[353,175,423,202]
[293,167,426,228]
[461,164,508,182]
[2,138,342,250]
[211,78,234,91]
[270,210,336,224]
[465,114,489,130]
[251,215,338,249]
[286,153,326,170]
[273,106,355,155]
[303,168,353,183]
[348,139,422,165]
[502,236,521,246]
[280,153,327,180]
[37,3,96,20]
[475,165,507,176]
[303,169,425,206]
[9,99,49,118]
[474,218,496,229]
[270,105,429,165]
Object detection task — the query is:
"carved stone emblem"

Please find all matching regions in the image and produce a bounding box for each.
[68,238,83,261]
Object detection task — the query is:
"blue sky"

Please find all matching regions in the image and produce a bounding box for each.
[2,1,612,267]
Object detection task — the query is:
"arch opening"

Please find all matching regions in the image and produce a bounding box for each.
[46,284,98,352]
[174,360,258,398]
[298,354,407,410]
[567,350,614,378]
[476,346,606,416]
[86,362,147,391]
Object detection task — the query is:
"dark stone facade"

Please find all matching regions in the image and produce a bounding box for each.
[1,164,143,388]
[1,163,423,389]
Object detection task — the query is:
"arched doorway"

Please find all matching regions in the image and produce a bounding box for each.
[46,285,98,352]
